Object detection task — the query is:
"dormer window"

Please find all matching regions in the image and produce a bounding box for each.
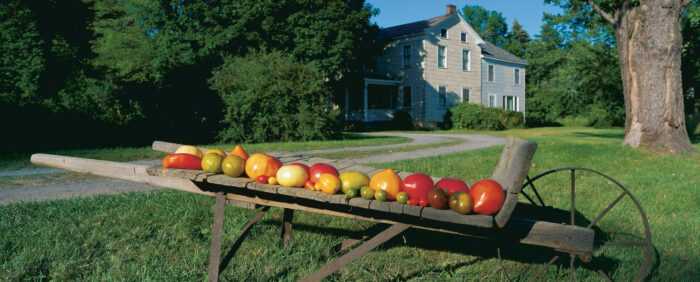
[440,28,447,38]
[461,32,467,43]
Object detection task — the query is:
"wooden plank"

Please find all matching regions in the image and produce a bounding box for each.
[402,204,423,217]
[277,186,318,199]
[388,202,405,214]
[206,175,254,188]
[226,199,257,209]
[397,171,414,179]
[145,167,215,182]
[368,200,391,213]
[278,156,307,163]
[420,208,493,228]
[331,161,357,171]
[491,138,538,228]
[366,168,385,178]
[339,164,377,174]
[246,181,279,194]
[348,198,371,209]
[152,140,212,154]
[505,217,595,253]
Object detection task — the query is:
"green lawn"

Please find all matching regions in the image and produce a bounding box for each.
[0,127,697,280]
[0,133,410,171]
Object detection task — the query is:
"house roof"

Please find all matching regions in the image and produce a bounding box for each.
[375,14,451,40]
[376,13,527,65]
[479,41,528,65]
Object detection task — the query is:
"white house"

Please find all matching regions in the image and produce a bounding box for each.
[343,4,527,127]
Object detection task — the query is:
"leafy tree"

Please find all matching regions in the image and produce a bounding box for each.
[503,19,530,58]
[210,51,340,143]
[460,4,509,46]
[548,0,697,153]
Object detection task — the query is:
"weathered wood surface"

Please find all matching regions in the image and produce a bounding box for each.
[491,137,538,228]
[30,152,594,253]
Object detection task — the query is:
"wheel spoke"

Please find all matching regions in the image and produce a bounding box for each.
[521,190,538,206]
[526,175,546,206]
[587,191,628,228]
[570,169,575,226]
[528,255,559,282]
[604,241,647,246]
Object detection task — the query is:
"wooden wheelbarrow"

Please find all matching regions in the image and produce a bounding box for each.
[30,138,652,281]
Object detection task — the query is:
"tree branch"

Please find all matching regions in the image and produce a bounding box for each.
[584,0,618,26]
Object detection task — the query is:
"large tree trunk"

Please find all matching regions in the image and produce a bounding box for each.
[614,0,694,153]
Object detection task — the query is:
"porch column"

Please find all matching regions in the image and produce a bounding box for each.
[345,86,349,121]
[363,81,368,122]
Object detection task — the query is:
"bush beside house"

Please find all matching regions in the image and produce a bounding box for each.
[446,102,523,130]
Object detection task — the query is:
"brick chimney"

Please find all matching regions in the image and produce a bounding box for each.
[446,4,457,15]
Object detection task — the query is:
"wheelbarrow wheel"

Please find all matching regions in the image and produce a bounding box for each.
[500,167,652,281]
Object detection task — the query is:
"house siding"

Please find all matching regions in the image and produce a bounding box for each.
[373,37,426,121]
[481,58,526,114]
[422,16,482,123]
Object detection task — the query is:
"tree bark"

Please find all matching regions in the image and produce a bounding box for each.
[613,0,694,153]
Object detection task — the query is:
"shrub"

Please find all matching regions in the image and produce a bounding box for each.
[209,51,340,143]
[390,110,414,130]
[447,102,504,130]
[499,110,524,129]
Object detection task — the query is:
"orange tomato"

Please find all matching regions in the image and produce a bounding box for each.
[318,173,341,194]
[245,153,282,180]
[229,145,249,163]
[369,168,403,201]
[205,148,227,157]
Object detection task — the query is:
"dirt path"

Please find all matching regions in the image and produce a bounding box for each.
[0,133,505,205]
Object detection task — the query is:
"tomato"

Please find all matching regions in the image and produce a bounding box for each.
[304,180,315,190]
[162,153,202,170]
[201,153,224,173]
[276,165,308,187]
[309,163,339,184]
[374,190,387,202]
[360,186,374,200]
[222,155,245,177]
[205,149,227,157]
[175,145,203,158]
[435,178,469,196]
[369,168,403,201]
[257,175,269,184]
[339,171,370,193]
[402,173,434,206]
[396,192,409,204]
[229,145,249,163]
[469,179,506,215]
[449,191,473,215]
[245,153,282,180]
[318,173,341,194]
[427,188,448,209]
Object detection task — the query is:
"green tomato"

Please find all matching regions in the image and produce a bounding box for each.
[360,186,374,200]
[396,192,409,204]
[374,190,388,202]
[345,188,359,198]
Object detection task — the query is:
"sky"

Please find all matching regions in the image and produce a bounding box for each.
[366,0,564,37]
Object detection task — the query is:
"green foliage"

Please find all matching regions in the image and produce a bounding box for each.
[460,4,508,46]
[210,51,340,143]
[503,19,530,57]
[390,110,414,130]
[447,102,525,131]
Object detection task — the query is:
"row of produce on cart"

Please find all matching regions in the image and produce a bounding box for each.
[162,144,507,216]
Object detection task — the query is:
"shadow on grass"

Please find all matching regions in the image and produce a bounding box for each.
[573,131,625,139]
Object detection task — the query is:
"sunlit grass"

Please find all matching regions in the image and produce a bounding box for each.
[1,127,697,280]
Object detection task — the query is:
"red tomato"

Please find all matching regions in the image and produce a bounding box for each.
[257,175,269,184]
[469,179,506,215]
[402,173,434,206]
[435,178,469,196]
[304,180,315,190]
[308,163,339,184]
[162,153,202,170]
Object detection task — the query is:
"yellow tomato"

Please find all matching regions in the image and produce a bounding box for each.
[205,148,227,157]
[268,176,278,185]
[339,171,370,194]
[222,155,245,177]
[201,153,224,173]
[318,173,341,194]
[369,168,403,201]
[175,145,203,158]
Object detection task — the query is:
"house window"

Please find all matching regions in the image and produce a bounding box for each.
[503,96,518,111]
[440,28,447,38]
[462,49,470,71]
[403,86,411,108]
[488,94,496,107]
[438,85,447,108]
[460,32,467,43]
[438,45,446,68]
[514,68,520,85]
[488,64,495,82]
[462,87,470,103]
[402,45,411,68]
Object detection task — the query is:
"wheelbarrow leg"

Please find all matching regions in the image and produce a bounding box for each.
[208,191,227,282]
[280,208,294,247]
[299,223,410,282]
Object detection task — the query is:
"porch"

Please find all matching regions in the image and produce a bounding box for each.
[344,78,402,122]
